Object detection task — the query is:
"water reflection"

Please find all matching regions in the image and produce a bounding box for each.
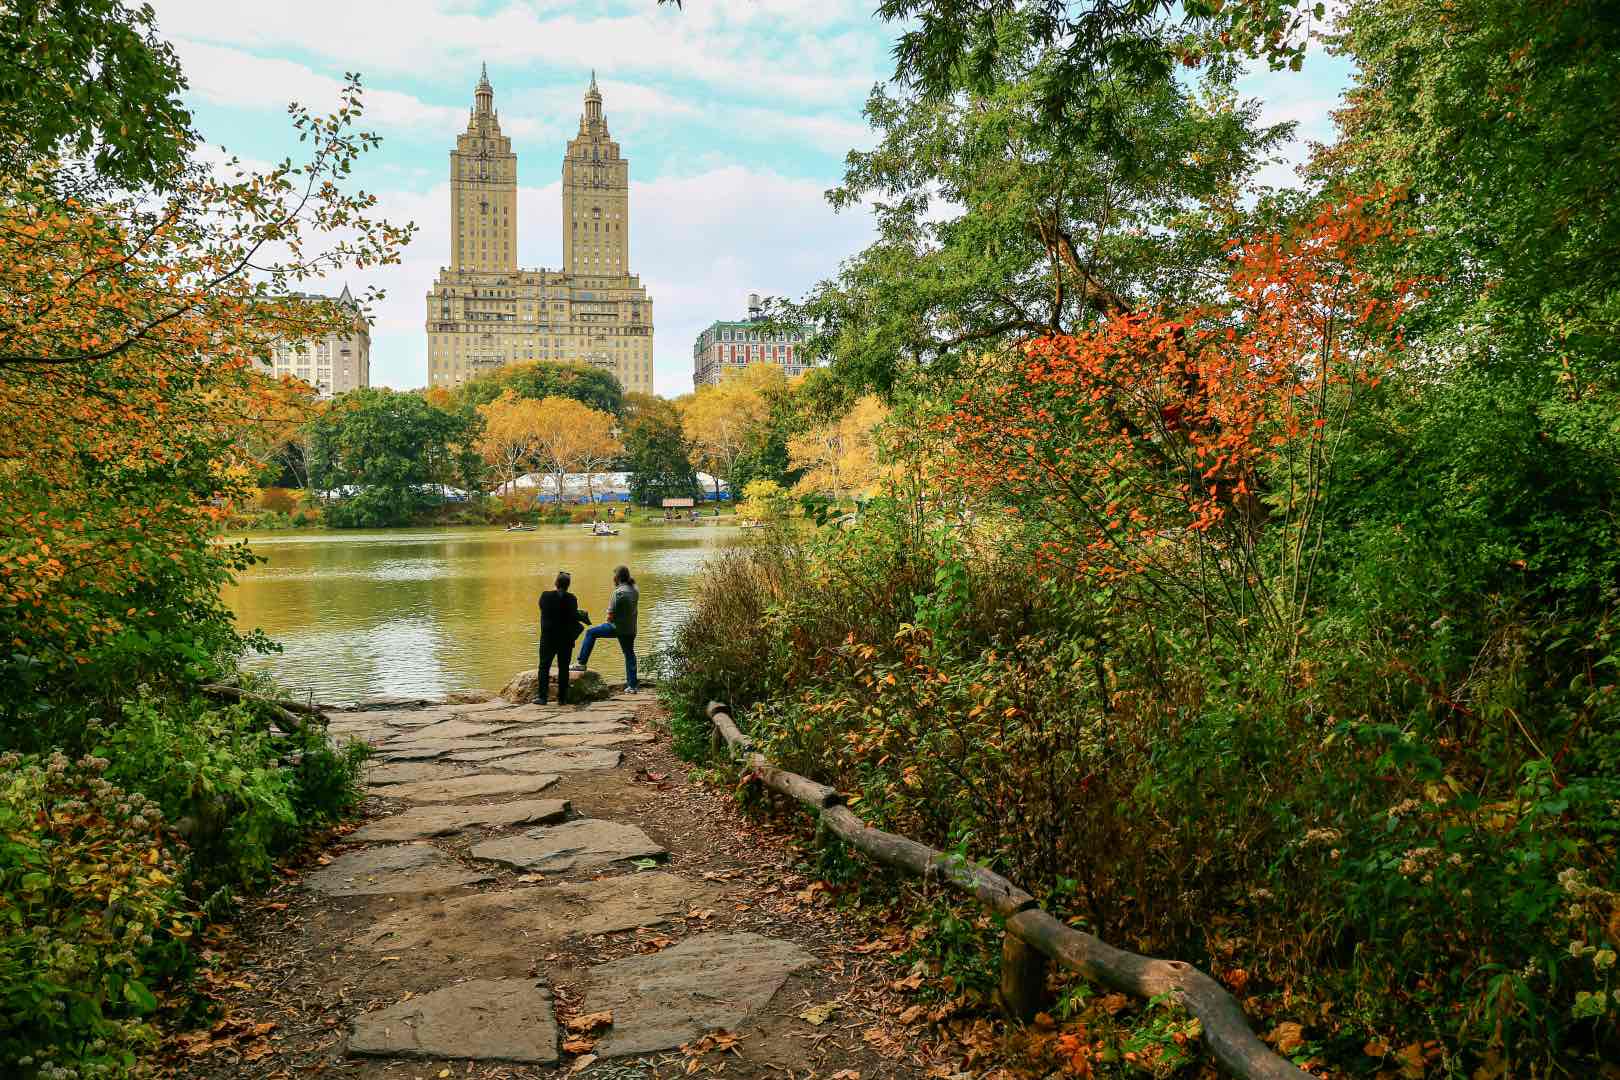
[223,524,734,702]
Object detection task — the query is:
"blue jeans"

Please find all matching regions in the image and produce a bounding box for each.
[577,623,637,689]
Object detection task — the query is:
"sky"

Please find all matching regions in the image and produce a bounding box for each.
[148,0,1355,397]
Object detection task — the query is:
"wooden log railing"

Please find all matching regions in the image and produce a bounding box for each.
[704,702,1310,1080]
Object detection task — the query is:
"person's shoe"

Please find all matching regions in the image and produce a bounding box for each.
[625,686,639,694]
[570,663,586,672]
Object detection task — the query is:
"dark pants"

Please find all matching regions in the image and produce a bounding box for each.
[577,623,637,690]
[538,635,573,704]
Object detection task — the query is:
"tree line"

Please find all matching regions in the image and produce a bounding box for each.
[249,356,890,527]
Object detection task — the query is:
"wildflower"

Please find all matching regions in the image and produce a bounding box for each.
[1596,949,1616,972]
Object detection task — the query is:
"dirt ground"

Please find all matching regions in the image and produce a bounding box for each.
[159,696,981,1080]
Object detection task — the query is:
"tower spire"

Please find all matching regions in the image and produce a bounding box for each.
[583,71,603,128]
[474,62,494,115]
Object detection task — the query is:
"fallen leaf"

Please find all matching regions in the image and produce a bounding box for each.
[566,1010,613,1033]
[1395,1041,1426,1079]
[1268,1021,1305,1055]
[828,1071,861,1080]
[570,1054,598,1073]
[799,1002,838,1026]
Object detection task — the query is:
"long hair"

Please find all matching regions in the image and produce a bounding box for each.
[613,565,635,586]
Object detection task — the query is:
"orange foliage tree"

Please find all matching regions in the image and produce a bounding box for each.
[948,193,1416,649]
[0,78,411,721]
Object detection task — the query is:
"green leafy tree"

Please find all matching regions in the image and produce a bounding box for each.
[0,0,195,190]
[454,360,625,417]
[307,389,476,527]
[623,393,698,505]
[799,39,1287,394]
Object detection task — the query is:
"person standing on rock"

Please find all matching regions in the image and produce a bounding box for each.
[538,571,589,705]
[572,565,639,692]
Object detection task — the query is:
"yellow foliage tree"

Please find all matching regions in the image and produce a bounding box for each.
[529,396,621,504]
[787,395,888,503]
[475,389,548,489]
[679,363,784,497]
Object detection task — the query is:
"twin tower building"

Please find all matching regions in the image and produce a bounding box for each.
[426,68,654,393]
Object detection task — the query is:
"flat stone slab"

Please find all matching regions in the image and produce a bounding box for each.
[372,708,463,729]
[372,744,453,762]
[446,746,534,763]
[490,749,624,774]
[586,933,816,1058]
[536,731,654,749]
[306,845,492,897]
[389,719,519,741]
[384,735,509,753]
[504,720,630,739]
[579,708,636,722]
[366,761,476,787]
[349,978,558,1064]
[469,819,665,873]
[350,799,570,843]
[472,704,570,723]
[384,772,560,805]
[449,699,514,715]
[352,873,716,955]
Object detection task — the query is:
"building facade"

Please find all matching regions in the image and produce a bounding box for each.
[426,69,655,392]
[692,293,809,386]
[261,285,370,398]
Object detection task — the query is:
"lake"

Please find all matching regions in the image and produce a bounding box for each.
[222,523,736,703]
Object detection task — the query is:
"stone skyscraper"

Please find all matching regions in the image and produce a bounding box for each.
[426,69,655,391]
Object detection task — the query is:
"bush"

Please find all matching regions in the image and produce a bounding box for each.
[664,502,1620,1072]
[254,487,298,514]
[96,693,365,888]
[0,689,366,1078]
[0,752,195,1079]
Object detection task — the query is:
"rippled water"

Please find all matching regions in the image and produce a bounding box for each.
[222,524,737,702]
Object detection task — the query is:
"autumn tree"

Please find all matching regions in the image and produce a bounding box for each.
[787,395,888,504]
[0,76,410,715]
[529,396,621,504]
[475,389,547,489]
[679,363,784,498]
[949,193,1415,649]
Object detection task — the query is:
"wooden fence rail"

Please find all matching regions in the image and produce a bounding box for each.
[704,701,1310,1080]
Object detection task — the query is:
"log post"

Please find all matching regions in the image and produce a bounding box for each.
[998,928,1051,1021]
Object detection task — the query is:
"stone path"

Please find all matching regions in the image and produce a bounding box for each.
[170,687,943,1078]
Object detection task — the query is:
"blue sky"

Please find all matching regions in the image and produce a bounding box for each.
[148,0,1354,396]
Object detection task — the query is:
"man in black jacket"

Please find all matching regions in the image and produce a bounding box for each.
[537,571,589,705]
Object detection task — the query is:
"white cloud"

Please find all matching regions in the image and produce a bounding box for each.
[151,0,884,107]
[173,38,545,138]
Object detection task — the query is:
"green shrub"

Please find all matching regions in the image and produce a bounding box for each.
[0,752,195,1079]
[95,693,365,889]
[667,504,1620,1072]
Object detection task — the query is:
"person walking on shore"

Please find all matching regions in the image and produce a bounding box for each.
[537,571,588,705]
[572,565,639,692]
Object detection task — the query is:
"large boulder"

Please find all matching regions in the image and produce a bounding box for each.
[499,667,608,704]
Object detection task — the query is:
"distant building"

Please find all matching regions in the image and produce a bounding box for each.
[692,293,810,387]
[261,285,370,398]
[425,68,655,393]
